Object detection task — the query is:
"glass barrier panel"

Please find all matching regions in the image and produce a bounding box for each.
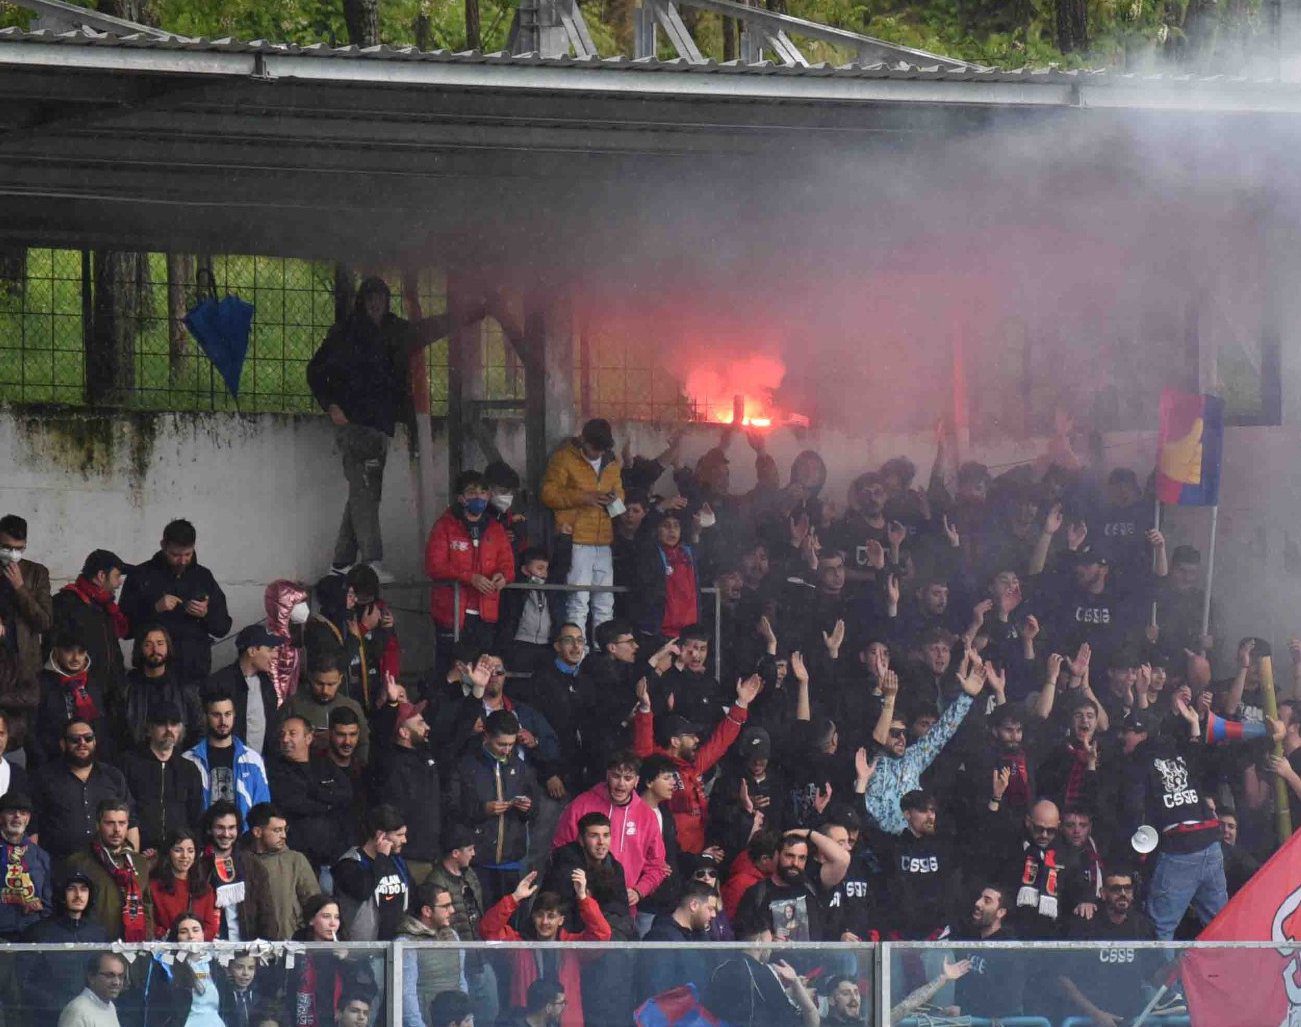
[881,940,1296,1027]
[398,940,878,1027]
[0,942,393,1027]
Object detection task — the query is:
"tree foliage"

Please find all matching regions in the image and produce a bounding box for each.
[0,0,1275,70]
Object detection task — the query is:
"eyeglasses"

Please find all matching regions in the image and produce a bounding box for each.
[612,637,636,646]
[1104,883,1135,893]
[887,728,907,739]
[1030,824,1059,835]
[435,901,455,910]
[558,636,586,646]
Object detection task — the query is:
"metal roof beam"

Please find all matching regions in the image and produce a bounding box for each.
[9,0,189,40]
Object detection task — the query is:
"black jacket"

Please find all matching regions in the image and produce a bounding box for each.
[119,553,231,685]
[21,911,111,1020]
[30,759,134,861]
[542,840,634,939]
[454,745,537,868]
[117,744,205,853]
[266,753,354,867]
[33,663,114,767]
[50,589,126,700]
[204,661,279,756]
[307,288,419,437]
[120,668,204,751]
[373,744,443,863]
[507,661,587,791]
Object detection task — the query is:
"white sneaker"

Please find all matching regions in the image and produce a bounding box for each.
[368,562,396,585]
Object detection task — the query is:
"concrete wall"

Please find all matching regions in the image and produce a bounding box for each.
[1,405,1295,677]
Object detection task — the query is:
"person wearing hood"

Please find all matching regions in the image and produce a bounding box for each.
[308,275,489,584]
[425,469,515,661]
[398,880,465,1027]
[33,627,113,765]
[21,869,110,1027]
[550,750,669,916]
[119,519,231,687]
[50,549,131,718]
[263,580,310,704]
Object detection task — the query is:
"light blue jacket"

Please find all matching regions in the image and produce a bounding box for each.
[182,736,271,820]
[864,692,973,834]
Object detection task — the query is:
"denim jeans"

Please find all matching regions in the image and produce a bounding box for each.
[565,543,614,634]
[1145,841,1227,939]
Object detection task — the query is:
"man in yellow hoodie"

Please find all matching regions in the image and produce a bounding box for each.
[541,419,624,634]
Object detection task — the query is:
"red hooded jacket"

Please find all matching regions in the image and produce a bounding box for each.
[424,506,515,629]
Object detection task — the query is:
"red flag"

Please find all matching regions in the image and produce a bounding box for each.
[1183,830,1301,1025]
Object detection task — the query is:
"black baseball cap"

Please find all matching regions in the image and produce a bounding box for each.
[442,823,476,854]
[236,624,287,651]
[663,715,701,740]
[0,791,33,813]
[1069,546,1107,567]
[1120,710,1153,735]
[739,726,771,760]
[146,701,184,726]
[580,418,614,451]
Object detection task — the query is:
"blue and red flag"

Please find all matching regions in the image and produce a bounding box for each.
[634,985,728,1027]
[1156,389,1224,507]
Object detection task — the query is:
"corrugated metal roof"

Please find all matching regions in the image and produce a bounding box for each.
[0,25,1279,87]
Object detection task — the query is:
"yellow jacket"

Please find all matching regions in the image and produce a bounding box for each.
[541,440,624,546]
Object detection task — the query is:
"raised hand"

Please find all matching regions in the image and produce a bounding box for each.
[736,674,763,708]
[758,616,777,647]
[822,619,845,658]
[635,676,650,710]
[942,958,973,981]
[571,868,589,900]
[880,669,899,700]
[1065,519,1089,551]
[468,657,493,696]
[885,573,900,609]
[513,871,540,902]
[790,651,809,685]
[985,662,1007,700]
[863,539,886,570]
[959,660,988,697]
[1046,652,1064,684]
[1239,638,1256,670]
[1067,643,1092,678]
[738,777,755,815]
[992,766,1011,800]
[1022,614,1040,641]
[813,783,833,814]
[942,514,960,547]
[968,599,993,634]
[887,520,907,550]
[1044,503,1064,535]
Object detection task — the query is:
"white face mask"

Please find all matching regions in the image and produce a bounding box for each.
[491,493,514,512]
[697,509,717,529]
[0,548,22,566]
[289,601,310,625]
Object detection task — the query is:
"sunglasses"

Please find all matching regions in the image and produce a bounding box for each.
[66,733,95,744]
[887,728,907,739]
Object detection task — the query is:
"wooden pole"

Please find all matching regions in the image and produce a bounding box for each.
[1258,655,1294,844]
[1200,505,1219,639]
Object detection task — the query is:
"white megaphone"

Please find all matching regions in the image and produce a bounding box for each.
[1131,825,1159,854]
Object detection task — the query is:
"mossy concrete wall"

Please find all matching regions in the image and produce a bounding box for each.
[0,408,1294,678]
[0,409,445,671]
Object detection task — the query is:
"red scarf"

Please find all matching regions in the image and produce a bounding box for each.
[56,665,99,723]
[1002,750,1031,808]
[295,954,342,1027]
[93,840,147,941]
[63,578,130,639]
[1064,740,1092,809]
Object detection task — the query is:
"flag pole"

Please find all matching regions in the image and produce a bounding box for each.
[1258,654,1294,844]
[1200,504,1219,641]
[1151,496,1162,631]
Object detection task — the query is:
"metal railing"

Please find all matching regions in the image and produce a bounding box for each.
[428,579,724,682]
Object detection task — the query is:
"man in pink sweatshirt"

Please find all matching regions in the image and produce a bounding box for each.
[552,750,669,912]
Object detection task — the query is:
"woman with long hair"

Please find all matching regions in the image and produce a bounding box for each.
[286,896,376,1027]
[149,829,219,939]
[138,912,226,1027]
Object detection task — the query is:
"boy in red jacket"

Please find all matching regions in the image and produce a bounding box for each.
[425,470,515,653]
[479,869,611,1027]
[632,674,762,854]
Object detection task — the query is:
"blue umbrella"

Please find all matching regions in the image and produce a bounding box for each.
[183,268,255,399]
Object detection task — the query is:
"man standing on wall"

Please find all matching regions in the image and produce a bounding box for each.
[541,419,624,634]
[307,276,489,585]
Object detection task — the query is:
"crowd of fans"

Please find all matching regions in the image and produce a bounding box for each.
[0,404,1293,1027]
